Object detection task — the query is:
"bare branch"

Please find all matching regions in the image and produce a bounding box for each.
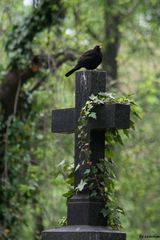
[29,76,46,94]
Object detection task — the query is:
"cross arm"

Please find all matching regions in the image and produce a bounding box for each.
[52,104,130,133]
[89,103,130,129]
[52,108,75,133]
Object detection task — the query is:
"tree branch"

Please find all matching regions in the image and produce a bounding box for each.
[29,49,76,93]
[13,74,21,115]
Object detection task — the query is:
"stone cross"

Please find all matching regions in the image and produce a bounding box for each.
[51,71,130,226]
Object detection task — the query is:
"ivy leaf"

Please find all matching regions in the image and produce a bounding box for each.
[133,110,142,119]
[105,147,114,158]
[130,120,135,130]
[89,94,96,100]
[75,164,80,172]
[123,129,129,138]
[98,92,107,97]
[117,206,125,215]
[76,179,87,192]
[107,93,115,100]
[116,133,124,145]
[90,190,97,198]
[66,176,74,185]
[88,112,97,119]
[96,99,104,104]
[63,189,74,198]
[84,169,90,175]
[57,160,65,167]
[101,208,109,217]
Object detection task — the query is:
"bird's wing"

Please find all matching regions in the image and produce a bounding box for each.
[79,49,95,59]
[77,50,97,65]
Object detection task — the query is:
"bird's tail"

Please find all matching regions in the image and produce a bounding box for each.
[65,66,80,77]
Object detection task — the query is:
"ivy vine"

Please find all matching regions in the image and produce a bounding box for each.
[63,92,141,229]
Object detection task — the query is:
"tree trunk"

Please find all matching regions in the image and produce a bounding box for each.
[103,0,121,86]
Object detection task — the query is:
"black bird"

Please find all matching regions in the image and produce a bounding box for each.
[65,45,102,77]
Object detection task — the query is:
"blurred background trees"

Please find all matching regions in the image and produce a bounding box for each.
[0,0,159,239]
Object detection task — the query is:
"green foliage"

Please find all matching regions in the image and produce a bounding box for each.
[0,1,67,239]
[5,0,65,66]
[0,114,40,239]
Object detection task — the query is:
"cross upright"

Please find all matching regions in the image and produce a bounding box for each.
[51,70,130,226]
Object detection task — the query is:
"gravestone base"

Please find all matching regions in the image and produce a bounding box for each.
[42,225,126,240]
[67,194,106,226]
